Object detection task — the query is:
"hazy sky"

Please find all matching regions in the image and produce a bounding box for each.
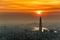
[0,0,60,12]
[0,0,60,24]
[0,12,60,25]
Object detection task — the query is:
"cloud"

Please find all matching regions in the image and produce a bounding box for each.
[0,0,60,12]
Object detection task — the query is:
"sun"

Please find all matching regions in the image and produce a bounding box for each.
[36,10,42,14]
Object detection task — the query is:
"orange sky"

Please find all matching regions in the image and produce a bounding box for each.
[0,0,60,12]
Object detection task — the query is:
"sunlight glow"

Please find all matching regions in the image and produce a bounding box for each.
[36,10,42,14]
[32,27,48,32]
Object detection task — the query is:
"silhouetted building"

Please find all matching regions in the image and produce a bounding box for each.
[39,16,42,32]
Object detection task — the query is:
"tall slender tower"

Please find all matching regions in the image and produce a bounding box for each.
[39,16,42,32]
[35,10,42,32]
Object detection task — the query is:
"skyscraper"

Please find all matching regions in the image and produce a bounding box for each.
[39,16,42,32]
